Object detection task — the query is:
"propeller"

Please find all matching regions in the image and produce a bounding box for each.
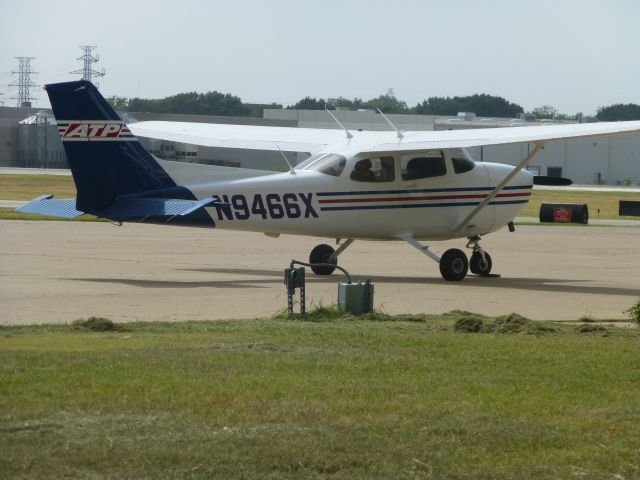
[533,175,572,186]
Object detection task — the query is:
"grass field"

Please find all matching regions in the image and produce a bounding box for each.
[520,189,640,220]
[1,311,639,479]
[1,173,639,221]
[0,174,76,200]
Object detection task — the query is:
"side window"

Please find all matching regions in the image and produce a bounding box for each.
[350,156,395,182]
[401,151,446,180]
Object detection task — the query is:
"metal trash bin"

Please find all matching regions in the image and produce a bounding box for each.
[338,280,374,315]
[539,203,589,224]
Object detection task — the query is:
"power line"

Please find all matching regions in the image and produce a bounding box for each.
[9,57,37,107]
[70,45,105,87]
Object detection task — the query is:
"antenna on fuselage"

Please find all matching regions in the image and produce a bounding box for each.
[376,108,403,140]
[325,108,353,139]
[277,146,296,175]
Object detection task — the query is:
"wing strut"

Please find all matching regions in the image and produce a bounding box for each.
[452,142,545,235]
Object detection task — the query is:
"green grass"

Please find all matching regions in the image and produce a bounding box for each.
[0,174,76,200]
[520,189,640,220]
[1,311,639,479]
[1,173,639,221]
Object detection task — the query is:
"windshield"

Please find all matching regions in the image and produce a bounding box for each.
[298,152,347,177]
[449,148,475,174]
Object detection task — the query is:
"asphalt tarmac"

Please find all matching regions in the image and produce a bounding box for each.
[1,220,638,324]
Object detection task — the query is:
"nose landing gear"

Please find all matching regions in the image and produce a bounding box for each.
[466,236,493,277]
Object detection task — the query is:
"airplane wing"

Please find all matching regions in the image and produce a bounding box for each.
[364,121,640,152]
[128,121,347,154]
[129,119,640,155]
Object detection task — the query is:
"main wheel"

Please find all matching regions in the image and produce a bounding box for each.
[439,248,468,281]
[309,244,337,275]
[469,251,492,276]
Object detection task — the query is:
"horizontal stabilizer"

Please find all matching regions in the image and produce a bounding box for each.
[16,195,221,220]
[97,197,220,219]
[16,195,84,218]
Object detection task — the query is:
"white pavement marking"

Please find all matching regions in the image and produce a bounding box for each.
[0,167,71,176]
[515,217,640,227]
[0,201,26,208]
[535,184,640,193]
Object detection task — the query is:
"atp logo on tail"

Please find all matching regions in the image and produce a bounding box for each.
[57,120,136,141]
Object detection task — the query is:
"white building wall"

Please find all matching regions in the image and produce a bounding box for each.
[609,137,640,184]
[476,136,640,185]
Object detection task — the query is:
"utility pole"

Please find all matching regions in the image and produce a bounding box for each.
[70,45,105,87]
[9,57,37,107]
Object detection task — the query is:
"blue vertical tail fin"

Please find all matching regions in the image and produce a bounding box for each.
[45,80,176,213]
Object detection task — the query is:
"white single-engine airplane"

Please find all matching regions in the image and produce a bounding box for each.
[18,81,640,280]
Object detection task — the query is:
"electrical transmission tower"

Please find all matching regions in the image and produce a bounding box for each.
[70,45,105,87]
[9,57,37,107]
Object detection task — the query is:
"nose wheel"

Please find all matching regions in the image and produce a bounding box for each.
[470,250,493,276]
[467,236,493,277]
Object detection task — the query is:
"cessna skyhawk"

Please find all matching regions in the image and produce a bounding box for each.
[18,80,640,280]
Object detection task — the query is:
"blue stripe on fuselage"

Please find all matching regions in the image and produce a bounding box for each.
[316,185,532,197]
[319,199,529,211]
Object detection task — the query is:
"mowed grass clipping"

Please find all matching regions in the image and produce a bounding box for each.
[1,313,639,479]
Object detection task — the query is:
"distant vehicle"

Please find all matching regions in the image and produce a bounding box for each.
[18,81,640,280]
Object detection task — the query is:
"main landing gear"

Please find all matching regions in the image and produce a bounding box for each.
[403,234,493,281]
[307,236,493,282]
[308,239,354,275]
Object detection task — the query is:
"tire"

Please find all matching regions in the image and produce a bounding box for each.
[439,248,468,281]
[309,244,337,275]
[469,251,492,276]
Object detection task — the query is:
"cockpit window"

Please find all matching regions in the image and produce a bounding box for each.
[401,151,446,180]
[299,152,347,177]
[452,157,475,174]
[449,148,476,174]
[350,156,395,182]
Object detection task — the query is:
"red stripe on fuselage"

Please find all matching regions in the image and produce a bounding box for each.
[318,191,531,204]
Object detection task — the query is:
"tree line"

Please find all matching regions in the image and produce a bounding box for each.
[106,91,640,121]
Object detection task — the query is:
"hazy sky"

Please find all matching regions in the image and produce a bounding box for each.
[1,0,638,115]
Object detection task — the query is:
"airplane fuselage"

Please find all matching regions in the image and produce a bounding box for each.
[165,152,533,241]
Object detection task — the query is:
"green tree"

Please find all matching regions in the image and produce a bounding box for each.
[327,97,366,110]
[106,96,129,111]
[363,95,409,114]
[127,91,250,116]
[413,94,523,117]
[287,97,332,110]
[597,103,640,121]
